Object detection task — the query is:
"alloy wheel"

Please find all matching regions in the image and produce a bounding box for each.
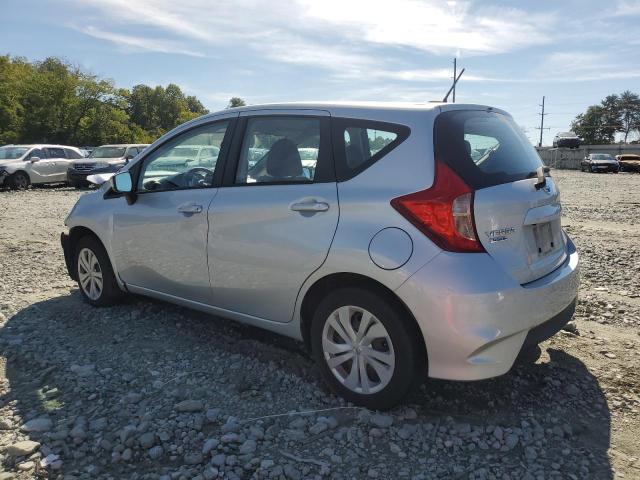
[14,173,28,189]
[322,306,395,394]
[77,248,103,300]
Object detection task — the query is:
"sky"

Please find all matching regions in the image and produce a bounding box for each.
[2,0,640,145]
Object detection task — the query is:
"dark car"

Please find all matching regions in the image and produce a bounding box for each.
[580,153,619,173]
[553,132,581,149]
[616,154,640,172]
[67,144,148,188]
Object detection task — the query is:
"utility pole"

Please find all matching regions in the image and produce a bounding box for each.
[537,96,549,147]
[452,58,457,103]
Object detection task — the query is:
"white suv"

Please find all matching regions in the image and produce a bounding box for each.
[0,144,84,189]
[61,103,580,409]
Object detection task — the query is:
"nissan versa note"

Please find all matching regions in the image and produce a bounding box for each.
[61,103,580,409]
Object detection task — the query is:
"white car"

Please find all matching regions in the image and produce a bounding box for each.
[0,144,84,189]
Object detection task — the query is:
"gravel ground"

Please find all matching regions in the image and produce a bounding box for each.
[0,171,639,480]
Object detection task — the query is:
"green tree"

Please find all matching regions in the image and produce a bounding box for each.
[571,106,616,144]
[618,90,640,143]
[0,55,210,146]
[227,97,246,108]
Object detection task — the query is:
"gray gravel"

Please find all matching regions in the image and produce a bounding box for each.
[1,173,639,479]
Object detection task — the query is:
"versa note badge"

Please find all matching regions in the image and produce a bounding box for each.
[485,227,515,243]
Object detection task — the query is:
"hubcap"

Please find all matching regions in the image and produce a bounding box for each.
[15,174,28,189]
[77,248,103,300]
[322,306,395,394]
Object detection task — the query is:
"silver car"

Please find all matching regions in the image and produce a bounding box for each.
[0,144,84,189]
[61,103,580,409]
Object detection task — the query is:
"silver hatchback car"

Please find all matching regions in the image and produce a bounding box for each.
[61,102,579,409]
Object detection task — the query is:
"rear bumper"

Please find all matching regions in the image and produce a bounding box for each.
[396,236,580,381]
[61,232,77,281]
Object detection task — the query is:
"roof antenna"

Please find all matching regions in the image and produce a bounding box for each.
[443,68,465,103]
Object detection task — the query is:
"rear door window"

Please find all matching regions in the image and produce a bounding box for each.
[332,118,410,181]
[434,110,543,189]
[235,116,327,184]
[64,148,83,159]
[46,147,67,159]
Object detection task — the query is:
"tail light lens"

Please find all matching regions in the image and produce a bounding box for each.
[390,161,484,253]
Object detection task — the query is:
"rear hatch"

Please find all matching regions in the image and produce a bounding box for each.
[435,107,566,284]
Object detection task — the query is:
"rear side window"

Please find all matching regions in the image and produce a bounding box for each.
[47,147,66,158]
[235,116,324,184]
[434,110,543,189]
[332,118,409,181]
[65,149,83,159]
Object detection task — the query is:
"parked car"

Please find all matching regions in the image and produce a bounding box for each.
[67,144,149,188]
[61,103,579,409]
[580,153,619,173]
[552,132,581,149]
[0,144,84,189]
[616,154,640,172]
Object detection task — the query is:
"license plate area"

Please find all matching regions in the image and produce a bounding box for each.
[532,222,555,257]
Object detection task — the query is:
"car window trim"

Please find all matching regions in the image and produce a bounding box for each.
[133,118,236,195]
[221,114,335,188]
[331,117,411,182]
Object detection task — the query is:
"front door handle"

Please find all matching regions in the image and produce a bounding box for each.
[290,200,330,212]
[177,203,203,214]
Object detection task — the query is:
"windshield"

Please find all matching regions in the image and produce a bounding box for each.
[435,110,543,189]
[90,147,126,158]
[592,154,614,160]
[168,147,200,158]
[0,147,29,159]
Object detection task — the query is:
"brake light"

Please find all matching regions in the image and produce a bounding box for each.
[390,161,484,253]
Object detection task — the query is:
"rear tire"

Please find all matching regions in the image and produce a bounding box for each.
[75,235,123,307]
[310,287,420,410]
[9,171,30,190]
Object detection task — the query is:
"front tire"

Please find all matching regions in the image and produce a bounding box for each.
[310,287,419,410]
[9,171,30,190]
[75,235,122,306]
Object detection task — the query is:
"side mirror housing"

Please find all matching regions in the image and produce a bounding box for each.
[112,171,133,193]
[125,154,134,161]
[30,156,41,163]
[112,171,137,205]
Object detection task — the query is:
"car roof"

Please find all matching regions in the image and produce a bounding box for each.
[222,101,498,115]
[97,144,149,147]
[2,144,82,150]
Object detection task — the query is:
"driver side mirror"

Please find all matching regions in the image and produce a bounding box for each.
[30,156,40,163]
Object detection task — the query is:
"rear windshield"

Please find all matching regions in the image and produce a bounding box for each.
[434,110,543,189]
[90,146,126,158]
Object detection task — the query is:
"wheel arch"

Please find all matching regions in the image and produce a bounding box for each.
[10,169,32,186]
[299,272,427,366]
[67,226,118,282]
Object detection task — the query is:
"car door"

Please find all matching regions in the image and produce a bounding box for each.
[24,148,49,182]
[44,147,68,181]
[111,116,236,304]
[208,110,339,323]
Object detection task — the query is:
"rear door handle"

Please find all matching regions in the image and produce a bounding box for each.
[177,203,203,214]
[290,200,330,212]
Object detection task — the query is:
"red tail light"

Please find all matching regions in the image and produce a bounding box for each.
[391,161,485,253]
